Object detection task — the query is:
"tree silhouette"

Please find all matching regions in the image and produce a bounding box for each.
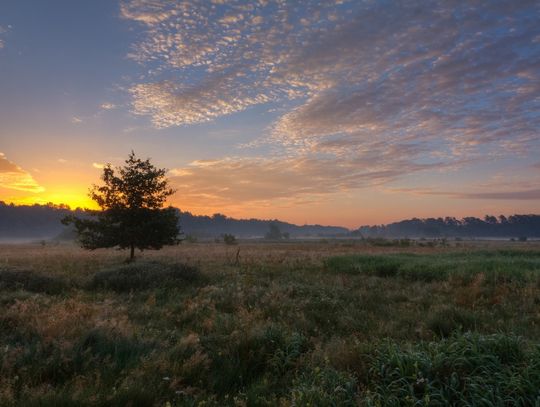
[63,151,180,260]
[265,222,283,240]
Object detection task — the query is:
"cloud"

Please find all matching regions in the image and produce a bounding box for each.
[168,146,442,208]
[390,187,540,201]
[121,1,340,127]
[120,0,177,25]
[121,0,540,207]
[92,162,105,169]
[460,190,540,200]
[0,153,44,193]
[122,0,540,153]
[71,116,83,124]
[0,25,8,49]
[100,103,116,110]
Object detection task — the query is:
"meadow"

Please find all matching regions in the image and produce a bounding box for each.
[1,240,539,406]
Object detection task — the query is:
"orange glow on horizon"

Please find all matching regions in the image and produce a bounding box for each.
[7,195,98,210]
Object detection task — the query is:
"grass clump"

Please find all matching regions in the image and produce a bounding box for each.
[364,333,539,406]
[201,325,311,395]
[89,261,201,292]
[426,306,476,337]
[291,366,358,406]
[0,268,67,294]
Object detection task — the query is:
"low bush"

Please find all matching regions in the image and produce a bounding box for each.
[89,261,201,292]
[222,233,238,245]
[0,268,67,294]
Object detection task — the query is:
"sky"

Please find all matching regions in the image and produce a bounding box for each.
[0,0,539,228]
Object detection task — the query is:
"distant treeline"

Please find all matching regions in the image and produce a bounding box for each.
[354,215,540,239]
[0,202,347,240]
[178,212,347,238]
[1,202,539,241]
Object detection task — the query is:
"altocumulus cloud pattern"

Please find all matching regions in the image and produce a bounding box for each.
[120,0,540,207]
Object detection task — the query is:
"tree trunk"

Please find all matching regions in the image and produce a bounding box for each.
[130,244,135,261]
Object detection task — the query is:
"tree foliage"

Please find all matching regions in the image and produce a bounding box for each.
[63,152,180,260]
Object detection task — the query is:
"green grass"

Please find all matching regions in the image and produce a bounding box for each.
[324,250,540,284]
[1,244,539,405]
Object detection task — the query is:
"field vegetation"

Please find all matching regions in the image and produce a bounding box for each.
[1,241,539,406]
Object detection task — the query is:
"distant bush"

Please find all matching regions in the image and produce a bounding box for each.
[222,233,237,245]
[0,269,67,294]
[265,223,284,240]
[184,234,198,243]
[89,261,200,292]
[366,237,413,247]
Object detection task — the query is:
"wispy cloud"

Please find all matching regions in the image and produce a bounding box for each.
[100,102,116,110]
[168,147,444,209]
[390,187,540,201]
[0,25,9,50]
[0,153,44,193]
[71,116,83,124]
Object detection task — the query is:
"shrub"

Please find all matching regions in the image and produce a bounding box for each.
[89,261,200,292]
[222,234,237,245]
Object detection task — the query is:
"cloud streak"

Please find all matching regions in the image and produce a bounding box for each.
[168,145,444,209]
[390,187,540,201]
[0,153,44,193]
[0,25,7,49]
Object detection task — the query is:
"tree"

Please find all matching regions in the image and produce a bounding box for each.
[63,151,180,260]
[265,222,283,240]
[222,233,237,245]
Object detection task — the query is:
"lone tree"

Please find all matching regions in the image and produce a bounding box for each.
[63,151,180,260]
[265,222,283,240]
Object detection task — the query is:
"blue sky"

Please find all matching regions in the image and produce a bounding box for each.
[0,0,539,227]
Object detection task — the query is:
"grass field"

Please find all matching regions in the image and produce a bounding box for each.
[1,241,539,406]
